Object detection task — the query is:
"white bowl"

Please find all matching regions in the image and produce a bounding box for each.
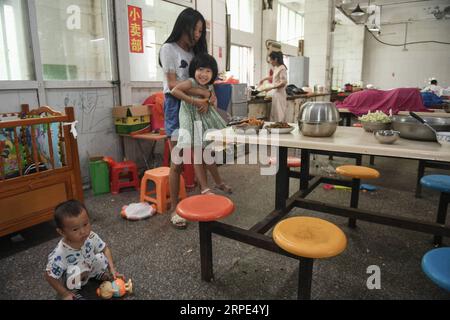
[436,131,450,147]
[266,126,295,134]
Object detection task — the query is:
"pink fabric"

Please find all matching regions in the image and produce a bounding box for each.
[336,88,429,116]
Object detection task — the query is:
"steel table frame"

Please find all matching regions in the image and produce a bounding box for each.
[197,146,450,295]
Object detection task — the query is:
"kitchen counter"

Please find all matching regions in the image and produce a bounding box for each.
[248,92,331,104]
[207,124,450,162]
[247,93,331,122]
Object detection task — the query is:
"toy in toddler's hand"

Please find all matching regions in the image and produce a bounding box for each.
[96,277,133,299]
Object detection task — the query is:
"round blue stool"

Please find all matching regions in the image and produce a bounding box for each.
[421,175,450,246]
[422,247,450,292]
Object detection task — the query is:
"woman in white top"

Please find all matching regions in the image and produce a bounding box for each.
[260,51,288,122]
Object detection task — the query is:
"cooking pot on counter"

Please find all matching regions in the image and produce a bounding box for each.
[298,102,340,137]
[392,115,450,141]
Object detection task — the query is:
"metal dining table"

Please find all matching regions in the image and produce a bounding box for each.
[200,125,450,286]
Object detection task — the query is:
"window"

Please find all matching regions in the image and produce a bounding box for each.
[0,0,34,80]
[277,3,304,47]
[35,0,113,81]
[128,0,185,82]
[229,45,252,84]
[226,0,253,33]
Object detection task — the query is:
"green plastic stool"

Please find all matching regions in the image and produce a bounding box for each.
[89,158,110,195]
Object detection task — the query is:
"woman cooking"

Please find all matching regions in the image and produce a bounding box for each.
[259,51,288,122]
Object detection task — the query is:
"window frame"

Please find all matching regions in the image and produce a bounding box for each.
[0,0,119,105]
[277,2,304,47]
[0,0,194,106]
[226,0,253,33]
[229,43,252,85]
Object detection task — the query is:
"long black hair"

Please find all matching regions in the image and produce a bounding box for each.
[159,8,207,67]
[189,53,218,85]
[269,51,287,69]
[54,200,88,229]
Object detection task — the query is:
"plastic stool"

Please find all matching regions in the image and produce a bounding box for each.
[103,157,139,195]
[336,165,380,228]
[422,247,450,292]
[421,175,450,246]
[273,216,347,300]
[140,167,187,214]
[163,139,196,189]
[177,194,235,281]
[269,156,301,168]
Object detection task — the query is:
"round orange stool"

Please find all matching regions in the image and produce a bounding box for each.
[336,165,380,180]
[176,194,234,222]
[176,194,235,281]
[140,167,187,214]
[273,216,347,300]
[335,165,380,228]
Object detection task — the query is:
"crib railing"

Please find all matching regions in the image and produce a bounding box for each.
[0,106,80,182]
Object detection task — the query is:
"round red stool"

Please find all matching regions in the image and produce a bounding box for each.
[268,156,301,168]
[177,194,235,281]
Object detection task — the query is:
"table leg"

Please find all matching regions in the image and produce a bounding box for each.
[416,160,425,198]
[300,149,311,191]
[136,140,150,170]
[275,147,288,211]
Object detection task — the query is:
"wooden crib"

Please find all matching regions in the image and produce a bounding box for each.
[0,106,83,237]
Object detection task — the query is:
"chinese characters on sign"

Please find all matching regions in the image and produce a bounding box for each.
[128,6,143,53]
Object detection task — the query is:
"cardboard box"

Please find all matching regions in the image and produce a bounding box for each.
[112,105,151,134]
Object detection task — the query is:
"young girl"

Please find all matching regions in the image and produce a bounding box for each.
[159,8,211,229]
[260,51,288,122]
[171,53,232,195]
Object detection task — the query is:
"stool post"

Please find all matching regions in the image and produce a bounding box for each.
[349,178,361,228]
[298,258,314,300]
[434,192,450,246]
[199,222,214,282]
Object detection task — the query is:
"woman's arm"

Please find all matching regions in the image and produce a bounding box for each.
[267,68,287,90]
[171,80,210,112]
[259,76,273,85]
[166,73,212,99]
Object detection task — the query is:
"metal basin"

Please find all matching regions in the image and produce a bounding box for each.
[298,102,339,137]
[298,122,338,137]
[392,115,450,141]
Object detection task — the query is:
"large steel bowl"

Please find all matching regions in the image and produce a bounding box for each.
[299,122,338,137]
[392,115,450,141]
[298,102,340,137]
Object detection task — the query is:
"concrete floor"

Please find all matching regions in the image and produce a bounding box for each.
[1,155,449,300]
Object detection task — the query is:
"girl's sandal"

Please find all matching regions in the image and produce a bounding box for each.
[201,188,215,195]
[214,183,232,194]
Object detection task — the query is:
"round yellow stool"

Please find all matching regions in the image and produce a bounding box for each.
[335,165,380,228]
[273,216,347,300]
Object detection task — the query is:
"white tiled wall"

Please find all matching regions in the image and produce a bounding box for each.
[304,0,334,90]
[332,25,365,88]
[362,0,450,89]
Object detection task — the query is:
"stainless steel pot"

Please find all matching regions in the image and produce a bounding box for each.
[392,115,450,141]
[298,102,340,137]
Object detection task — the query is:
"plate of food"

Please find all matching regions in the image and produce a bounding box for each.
[232,118,265,134]
[265,122,295,134]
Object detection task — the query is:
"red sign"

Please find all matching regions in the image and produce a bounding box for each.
[128,6,143,53]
